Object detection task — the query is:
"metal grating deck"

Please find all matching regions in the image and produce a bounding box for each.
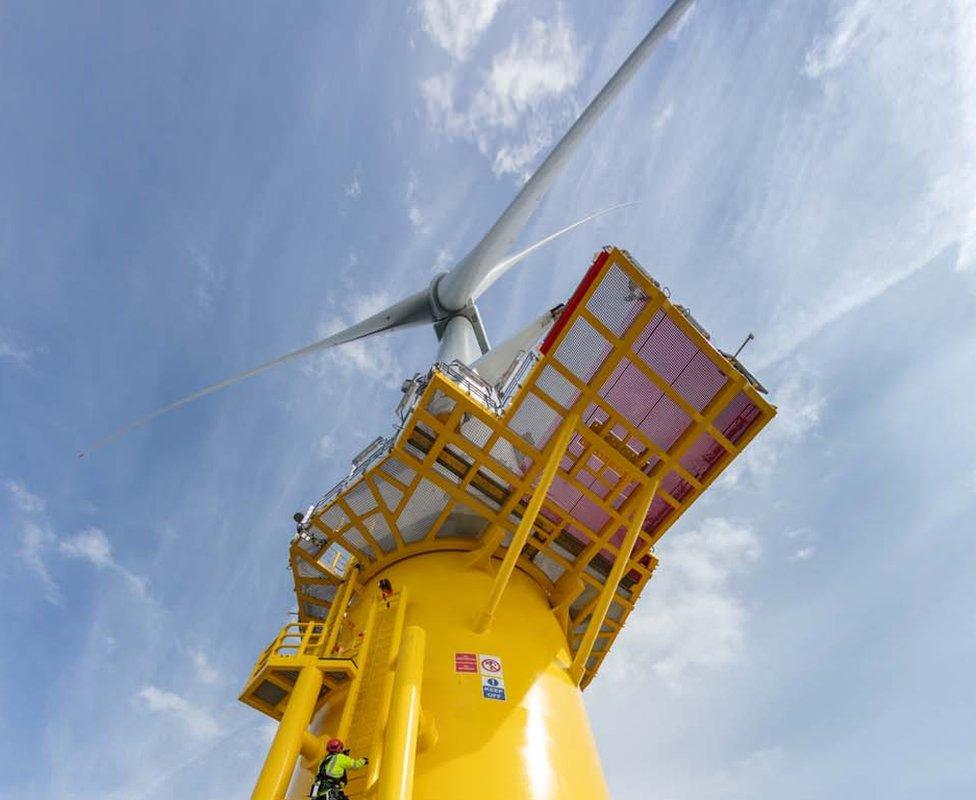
[289,247,775,687]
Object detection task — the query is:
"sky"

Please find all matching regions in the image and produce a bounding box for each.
[1,0,975,798]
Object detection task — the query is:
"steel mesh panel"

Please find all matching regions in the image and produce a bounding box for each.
[532,551,565,582]
[342,527,376,560]
[426,388,456,418]
[509,391,561,449]
[680,432,725,481]
[586,263,645,336]
[638,393,691,451]
[363,513,396,553]
[536,364,581,410]
[555,317,612,383]
[459,415,493,448]
[375,479,402,513]
[713,391,762,444]
[489,437,531,477]
[602,359,664,426]
[434,502,488,540]
[303,584,337,602]
[570,584,598,619]
[397,477,449,542]
[296,559,320,578]
[304,602,327,620]
[380,457,415,486]
[321,505,349,531]
[672,350,728,412]
[635,314,696,383]
[661,469,693,502]
[643,495,674,538]
[548,475,582,511]
[344,481,377,516]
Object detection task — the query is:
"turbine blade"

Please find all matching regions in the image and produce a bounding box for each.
[471,308,561,385]
[436,0,695,311]
[470,202,638,300]
[82,290,431,456]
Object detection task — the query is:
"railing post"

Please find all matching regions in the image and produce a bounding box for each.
[250,666,323,800]
[378,626,426,800]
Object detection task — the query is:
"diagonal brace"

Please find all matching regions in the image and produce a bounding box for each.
[473,413,580,633]
[569,477,659,684]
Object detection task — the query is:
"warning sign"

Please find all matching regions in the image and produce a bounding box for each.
[482,675,506,701]
[478,654,503,677]
[454,652,478,673]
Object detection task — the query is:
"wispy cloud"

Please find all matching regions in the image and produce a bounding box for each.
[5,478,46,513]
[58,527,150,598]
[418,0,506,61]
[18,522,61,604]
[0,332,33,366]
[136,686,221,739]
[344,174,362,199]
[422,10,584,178]
[609,517,760,690]
[802,0,872,78]
[190,650,220,685]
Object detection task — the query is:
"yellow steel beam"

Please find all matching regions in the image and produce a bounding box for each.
[250,665,323,800]
[322,563,360,657]
[569,478,658,685]
[378,625,427,800]
[473,412,580,634]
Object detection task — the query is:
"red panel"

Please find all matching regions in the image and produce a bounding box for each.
[540,248,611,354]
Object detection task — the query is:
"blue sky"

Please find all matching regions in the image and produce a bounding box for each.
[2,1,975,798]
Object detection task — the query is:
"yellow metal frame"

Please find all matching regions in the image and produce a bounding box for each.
[287,247,776,688]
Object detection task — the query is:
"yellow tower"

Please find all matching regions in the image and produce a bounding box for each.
[239,247,775,800]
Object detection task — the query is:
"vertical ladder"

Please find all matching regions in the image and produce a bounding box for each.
[344,591,407,799]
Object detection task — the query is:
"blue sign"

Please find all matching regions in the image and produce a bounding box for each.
[481,675,506,701]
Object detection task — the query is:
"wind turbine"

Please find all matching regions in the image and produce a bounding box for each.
[83,0,696,456]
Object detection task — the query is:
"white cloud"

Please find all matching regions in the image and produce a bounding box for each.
[0,334,32,365]
[722,369,824,489]
[18,522,61,604]
[652,100,674,131]
[60,527,113,567]
[5,479,45,513]
[406,175,427,231]
[802,0,872,79]
[422,12,584,178]
[418,0,506,61]
[136,686,221,739]
[59,527,150,598]
[609,517,760,689]
[318,433,336,458]
[790,546,816,562]
[344,174,362,199]
[190,650,220,685]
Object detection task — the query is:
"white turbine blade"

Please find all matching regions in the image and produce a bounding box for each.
[81,290,431,456]
[471,308,560,385]
[437,0,695,311]
[470,202,638,300]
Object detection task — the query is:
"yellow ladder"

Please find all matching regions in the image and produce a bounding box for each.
[344,591,407,799]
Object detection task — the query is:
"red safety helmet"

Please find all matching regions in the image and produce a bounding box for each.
[326,738,344,754]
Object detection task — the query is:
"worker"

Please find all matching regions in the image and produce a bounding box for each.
[311,738,368,800]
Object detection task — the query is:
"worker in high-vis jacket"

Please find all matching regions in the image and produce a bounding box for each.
[311,738,368,800]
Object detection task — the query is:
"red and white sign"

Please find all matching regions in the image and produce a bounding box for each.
[454,652,478,673]
[478,654,503,676]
